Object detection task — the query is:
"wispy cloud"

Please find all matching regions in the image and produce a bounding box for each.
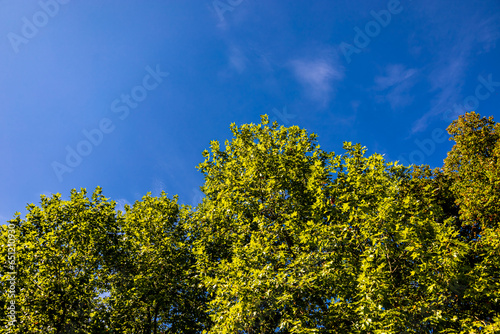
[40,190,57,198]
[152,178,166,197]
[115,198,131,213]
[290,55,344,107]
[228,47,247,74]
[475,14,500,53]
[374,64,417,91]
[217,45,251,79]
[373,64,418,110]
[411,55,468,133]
[410,8,500,133]
[190,187,204,207]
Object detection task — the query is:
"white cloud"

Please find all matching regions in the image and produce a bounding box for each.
[473,14,500,53]
[410,9,500,133]
[411,52,468,134]
[374,64,417,91]
[40,190,57,198]
[152,178,166,197]
[411,55,467,133]
[190,188,204,207]
[373,64,418,110]
[115,198,131,213]
[217,45,252,79]
[290,56,344,107]
[228,47,247,73]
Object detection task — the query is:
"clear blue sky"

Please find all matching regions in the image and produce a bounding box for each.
[1,0,499,223]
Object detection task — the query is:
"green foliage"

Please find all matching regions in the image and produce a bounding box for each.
[191,116,475,333]
[105,192,211,333]
[0,188,120,333]
[444,112,500,228]
[0,189,209,333]
[442,112,500,332]
[1,112,498,333]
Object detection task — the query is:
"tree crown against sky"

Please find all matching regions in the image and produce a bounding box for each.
[2,0,499,229]
[1,111,499,333]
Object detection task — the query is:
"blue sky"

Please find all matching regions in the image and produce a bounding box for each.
[1,0,499,223]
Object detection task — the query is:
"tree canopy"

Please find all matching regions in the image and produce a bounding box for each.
[1,112,499,333]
